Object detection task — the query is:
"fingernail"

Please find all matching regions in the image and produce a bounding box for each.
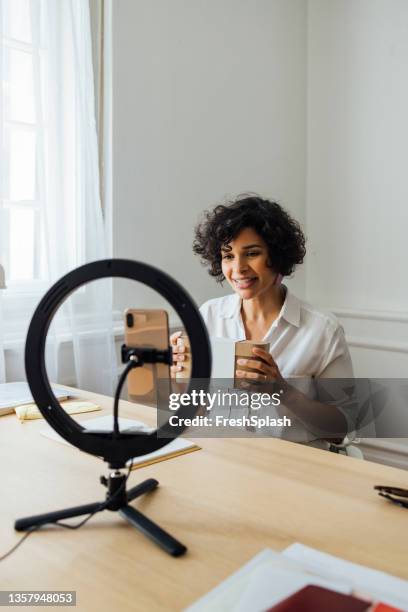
[177,366,182,371]
[237,359,246,365]
[236,370,243,376]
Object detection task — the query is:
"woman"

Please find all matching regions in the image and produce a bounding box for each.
[171,195,355,444]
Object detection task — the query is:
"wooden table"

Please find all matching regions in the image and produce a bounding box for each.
[1,390,408,611]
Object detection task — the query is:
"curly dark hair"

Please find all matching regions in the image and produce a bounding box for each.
[193,195,306,282]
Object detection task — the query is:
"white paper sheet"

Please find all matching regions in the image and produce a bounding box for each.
[232,565,350,612]
[186,543,408,611]
[185,549,348,612]
[283,543,408,609]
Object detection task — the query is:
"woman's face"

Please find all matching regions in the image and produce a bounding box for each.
[221,227,280,300]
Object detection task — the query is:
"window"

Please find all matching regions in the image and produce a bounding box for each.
[1,0,108,347]
[1,0,46,287]
[1,0,90,297]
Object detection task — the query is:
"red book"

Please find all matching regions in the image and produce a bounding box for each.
[267,585,371,611]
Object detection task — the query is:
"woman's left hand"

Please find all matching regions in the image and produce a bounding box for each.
[235,347,284,383]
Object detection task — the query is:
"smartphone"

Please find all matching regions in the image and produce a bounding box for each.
[124,309,170,403]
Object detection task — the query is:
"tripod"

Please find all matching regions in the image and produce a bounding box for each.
[15,344,187,557]
[15,469,186,557]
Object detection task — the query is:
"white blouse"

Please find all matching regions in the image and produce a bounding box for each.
[199,286,354,379]
[199,287,356,446]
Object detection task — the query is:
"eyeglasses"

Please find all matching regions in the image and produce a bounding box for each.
[374,485,408,509]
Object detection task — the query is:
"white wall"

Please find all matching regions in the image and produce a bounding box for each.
[112,0,307,319]
[306,0,408,376]
[306,0,408,464]
[111,1,408,466]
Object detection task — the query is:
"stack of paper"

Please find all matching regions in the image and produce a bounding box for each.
[186,544,408,611]
[41,415,200,470]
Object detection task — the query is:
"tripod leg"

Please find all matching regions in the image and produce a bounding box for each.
[127,478,159,502]
[15,501,103,532]
[119,505,186,557]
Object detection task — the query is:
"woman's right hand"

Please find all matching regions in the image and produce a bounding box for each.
[170,331,188,378]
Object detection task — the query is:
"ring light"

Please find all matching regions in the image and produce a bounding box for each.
[24,259,211,466]
[16,259,212,556]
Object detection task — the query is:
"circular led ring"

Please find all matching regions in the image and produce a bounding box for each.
[25,259,212,467]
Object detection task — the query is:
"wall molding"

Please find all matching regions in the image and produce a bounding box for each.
[329,307,408,324]
[324,305,408,353]
[359,439,408,471]
[324,305,408,469]
[345,337,408,354]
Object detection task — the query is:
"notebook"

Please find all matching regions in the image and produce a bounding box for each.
[15,399,101,421]
[0,382,78,416]
[41,415,200,470]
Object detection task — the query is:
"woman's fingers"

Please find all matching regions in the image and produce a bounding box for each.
[251,347,275,365]
[170,332,187,353]
[170,331,183,346]
[170,332,189,375]
[173,344,186,355]
[237,358,271,374]
[249,348,283,381]
[236,369,268,381]
[236,351,282,382]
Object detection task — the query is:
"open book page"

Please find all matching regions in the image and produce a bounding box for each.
[40,415,200,469]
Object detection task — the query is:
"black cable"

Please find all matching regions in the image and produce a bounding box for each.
[0,527,40,562]
[1,357,139,561]
[0,461,134,562]
[113,359,139,438]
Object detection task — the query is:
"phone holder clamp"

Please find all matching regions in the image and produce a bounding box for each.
[121,344,173,367]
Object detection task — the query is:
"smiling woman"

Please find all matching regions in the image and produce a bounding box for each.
[170,195,357,447]
[190,195,353,382]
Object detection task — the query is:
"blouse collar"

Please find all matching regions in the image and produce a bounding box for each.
[219,284,301,328]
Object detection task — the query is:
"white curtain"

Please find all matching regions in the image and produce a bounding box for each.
[0,0,116,395]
